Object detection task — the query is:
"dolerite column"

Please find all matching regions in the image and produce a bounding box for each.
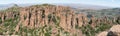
[30,8,35,28]
[36,9,42,27]
[20,8,29,26]
[77,14,83,27]
[33,7,37,27]
[71,14,76,29]
[66,13,72,29]
[90,15,96,28]
[1,13,5,23]
[23,9,29,26]
[44,7,49,25]
[59,15,67,29]
[83,14,88,26]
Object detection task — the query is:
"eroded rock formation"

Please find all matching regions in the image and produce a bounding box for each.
[0,4,119,36]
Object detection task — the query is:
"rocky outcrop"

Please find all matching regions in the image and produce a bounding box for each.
[15,5,87,36]
[97,25,120,36]
[97,31,108,36]
[0,12,19,23]
[0,4,118,29]
[109,25,120,36]
[0,4,120,36]
[17,5,89,30]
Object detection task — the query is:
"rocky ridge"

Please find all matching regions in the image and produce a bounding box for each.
[0,4,119,36]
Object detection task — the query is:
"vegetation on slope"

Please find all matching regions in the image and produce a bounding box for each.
[0,4,119,36]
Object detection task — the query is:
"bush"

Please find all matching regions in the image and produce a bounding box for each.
[81,23,112,36]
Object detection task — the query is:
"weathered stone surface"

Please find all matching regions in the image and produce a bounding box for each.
[0,4,120,36]
[109,25,120,34]
[97,25,120,36]
[77,13,88,27]
[97,31,108,36]
[59,15,67,29]
[89,15,97,28]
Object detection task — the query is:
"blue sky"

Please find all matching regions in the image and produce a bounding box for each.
[0,0,120,7]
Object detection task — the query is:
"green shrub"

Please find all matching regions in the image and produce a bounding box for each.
[81,23,112,36]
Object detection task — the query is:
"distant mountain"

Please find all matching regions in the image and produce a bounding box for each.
[0,4,14,10]
[0,3,113,10]
[53,4,112,10]
[0,3,35,10]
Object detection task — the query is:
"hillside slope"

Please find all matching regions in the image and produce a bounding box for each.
[0,4,119,36]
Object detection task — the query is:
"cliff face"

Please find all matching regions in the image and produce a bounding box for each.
[18,5,87,35]
[0,4,119,36]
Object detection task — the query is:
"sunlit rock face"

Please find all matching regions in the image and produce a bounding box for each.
[109,25,120,36]
[15,5,87,36]
[0,12,19,24]
[97,25,120,36]
[1,4,120,36]
[110,25,120,33]
[97,31,108,36]
[18,5,87,29]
